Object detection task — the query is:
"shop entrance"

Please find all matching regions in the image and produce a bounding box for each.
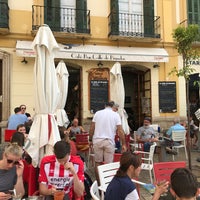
[64,65,81,125]
[189,73,199,126]
[122,66,151,131]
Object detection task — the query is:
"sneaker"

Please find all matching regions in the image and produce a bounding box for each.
[165,147,178,155]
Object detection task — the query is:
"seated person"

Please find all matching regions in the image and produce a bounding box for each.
[0,143,25,199]
[66,118,85,141]
[38,141,84,200]
[105,151,169,200]
[189,116,199,146]
[136,117,158,152]
[170,168,199,200]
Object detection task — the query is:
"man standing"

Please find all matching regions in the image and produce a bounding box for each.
[89,101,126,179]
[136,117,158,152]
[38,141,84,200]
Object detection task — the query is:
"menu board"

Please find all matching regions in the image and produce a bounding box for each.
[159,81,177,113]
[88,68,110,113]
[90,80,108,113]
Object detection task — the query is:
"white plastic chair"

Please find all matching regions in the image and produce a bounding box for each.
[90,180,100,200]
[134,142,156,183]
[97,162,120,199]
[171,130,187,161]
[149,124,159,132]
[129,131,144,151]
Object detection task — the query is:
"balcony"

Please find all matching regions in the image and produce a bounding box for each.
[0,2,9,34]
[108,12,161,42]
[32,5,90,39]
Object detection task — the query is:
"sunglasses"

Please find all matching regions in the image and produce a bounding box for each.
[7,159,20,165]
[21,107,26,110]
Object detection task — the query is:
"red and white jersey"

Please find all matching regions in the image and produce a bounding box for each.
[39,155,84,198]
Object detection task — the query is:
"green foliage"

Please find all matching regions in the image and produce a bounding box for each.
[171,24,200,80]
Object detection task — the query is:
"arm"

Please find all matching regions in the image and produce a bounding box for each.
[117,125,127,152]
[151,181,169,200]
[39,183,57,196]
[64,162,84,197]
[89,122,95,141]
[14,160,25,196]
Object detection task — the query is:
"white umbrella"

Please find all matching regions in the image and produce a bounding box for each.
[27,24,61,167]
[110,62,130,135]
[55,60,70,127]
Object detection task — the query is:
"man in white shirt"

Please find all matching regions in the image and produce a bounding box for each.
[89,101,126,180]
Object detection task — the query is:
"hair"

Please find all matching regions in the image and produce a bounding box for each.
[11,132,25,147]
[171,168,198,198]
[116,152,142,177]
[14,107,21,113]
[19,104,26,109]
[16,124,26,131]
[4,143,23,157]
[144,117,151,123]
[54,140,71,159]
[173,117,180,124]
[105,101,115,107]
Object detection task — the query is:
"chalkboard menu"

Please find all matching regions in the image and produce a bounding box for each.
[159,81,177,113]
[90,80,108,113]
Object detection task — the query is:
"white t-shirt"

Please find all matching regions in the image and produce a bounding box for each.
[92,107,121,145]
[125,189,140,200]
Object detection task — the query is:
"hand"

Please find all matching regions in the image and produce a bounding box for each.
[16,160,24,177]
[155,180,169,195]
[64,162,76,175]
[0,192,12,200]
[121,144,127,152]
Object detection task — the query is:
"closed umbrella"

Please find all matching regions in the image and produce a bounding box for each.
[55,60,70,127]
[110,62,130,135]
[26,24,61,167]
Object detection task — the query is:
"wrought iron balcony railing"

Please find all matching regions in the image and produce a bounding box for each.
[32,5,90,34]
[0,2,9,29]
[108,12,160,39]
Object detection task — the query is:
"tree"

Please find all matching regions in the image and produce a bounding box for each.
[170,24,200,170]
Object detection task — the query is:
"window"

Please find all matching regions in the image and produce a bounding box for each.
[187,0,200,25]
[44,0,87,33]
[110,0,155,37]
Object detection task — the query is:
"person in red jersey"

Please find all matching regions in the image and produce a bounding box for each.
[38,141,84,200]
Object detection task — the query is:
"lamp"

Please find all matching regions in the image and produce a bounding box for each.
[97,61,103,67]
[21,57,28,64]
[153,63,160,68]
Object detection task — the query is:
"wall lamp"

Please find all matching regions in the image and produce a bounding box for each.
[21,57,28,64]
[97,61,103,67]
[153,63,160,68]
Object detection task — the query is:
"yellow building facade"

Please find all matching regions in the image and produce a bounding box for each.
[0,0,199,136]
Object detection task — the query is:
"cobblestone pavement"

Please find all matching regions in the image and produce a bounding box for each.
[85,147,200,200]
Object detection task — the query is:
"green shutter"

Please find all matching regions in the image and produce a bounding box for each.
[143,0,154,37]
[44,0,60,31]
[110,0,119,35]
[187,0,200,25]
[0,0,8,28]
[76,0,87,33]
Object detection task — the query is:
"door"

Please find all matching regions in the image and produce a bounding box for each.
[60,0,76,32]
[118,0,143,35]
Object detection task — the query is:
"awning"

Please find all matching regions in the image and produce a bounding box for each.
[16,40,169,63]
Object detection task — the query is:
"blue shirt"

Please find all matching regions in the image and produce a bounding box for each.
[8,114,28,129]
[105,175,137,200]
[166,123,185,138]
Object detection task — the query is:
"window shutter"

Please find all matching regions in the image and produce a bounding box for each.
[0,0,8,28]
[44,0,60,31]
[110,0,119,35]
[187,0,200,25]
[143,0,154,37]
[76,0,87,33]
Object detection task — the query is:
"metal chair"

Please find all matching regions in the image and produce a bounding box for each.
[134,142,157,183]
[153,161,186,183]
[90,180,100,200]
[171,130,187,161]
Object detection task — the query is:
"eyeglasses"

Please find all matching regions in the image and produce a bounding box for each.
[7,159,19,165]
[21,107,26,110]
